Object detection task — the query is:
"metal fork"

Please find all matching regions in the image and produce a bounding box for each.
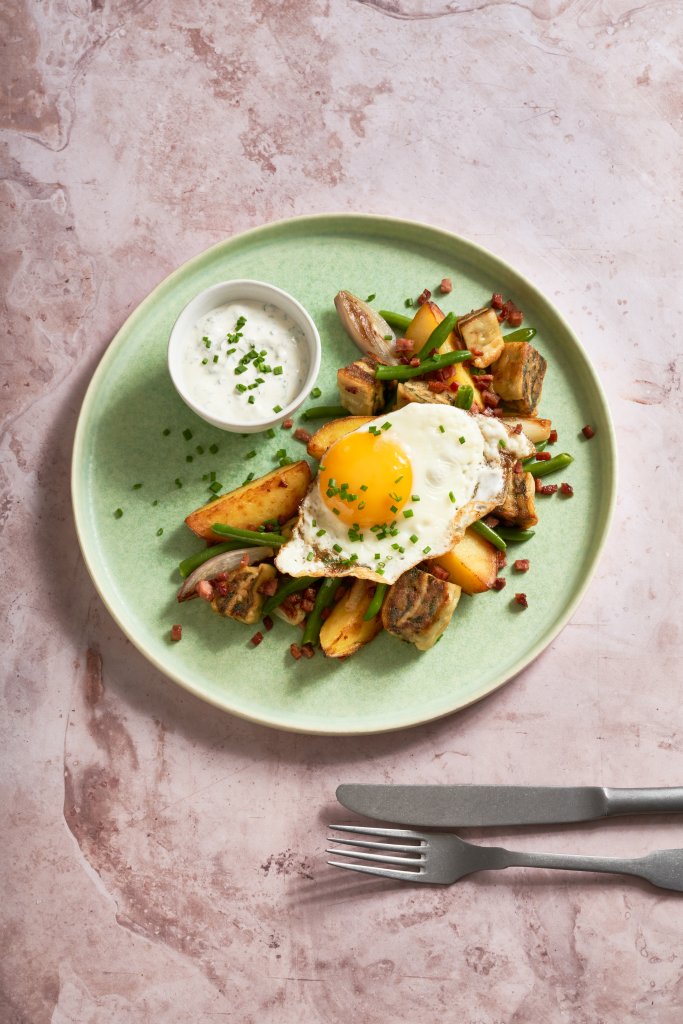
[327,825,683,892]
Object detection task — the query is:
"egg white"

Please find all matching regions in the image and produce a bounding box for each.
[276,404,533,584]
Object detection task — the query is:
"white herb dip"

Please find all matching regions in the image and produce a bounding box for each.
[179,299,310,424]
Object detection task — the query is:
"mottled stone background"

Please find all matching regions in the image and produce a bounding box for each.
[2,1,683,1021]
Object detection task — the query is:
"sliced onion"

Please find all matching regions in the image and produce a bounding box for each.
[176,546,274,602]
[334,291,399,364]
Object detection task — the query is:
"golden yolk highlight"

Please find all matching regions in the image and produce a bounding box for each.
[320,431,413,527]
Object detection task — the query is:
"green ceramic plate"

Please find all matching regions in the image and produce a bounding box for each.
[72,214,616,734]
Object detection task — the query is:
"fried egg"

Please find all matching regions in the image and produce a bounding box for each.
[275,403,533,584]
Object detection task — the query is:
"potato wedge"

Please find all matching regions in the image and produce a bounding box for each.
[306,416,373,460]
[492,342,547,415]
[405,301,459,353]
[337,359,386,415]
[185,461,311,543]
[500,416,552,444]
[319,579,382,658]
[430,527,498,595]
[382,568,461,651]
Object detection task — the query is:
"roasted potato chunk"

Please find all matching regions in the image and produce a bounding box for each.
[306,415,373,460]
[211,563,276,624]
[405,300,458,353]
[495,471,538,530]
[337,358,386,415]
[319,579,382,658]
[492,343,547,415]
[500,416,552,444]
[185,462,312,543]
[430,527,498,595]
[382,567,461,651]
[457,307,505,368]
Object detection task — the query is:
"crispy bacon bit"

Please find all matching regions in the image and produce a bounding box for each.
[496,552,507,570]
[171,624,182,641]
[449,381,460,393]
[409,357,421,368]
[259,577,278,596]
[428,380,448,393]
[560,482,574,496]
[239,553,250,567]
[214,580,229,596]
[535,451,552,461]
[582,424,595,439]
[470,346,483,357]
[290,643,302,660]
[491,292,504,310]
[294,427,312,444]
[548,429,558,444]
[497,299,524,326]
[493,577,507,590]
[482,390,500,408]
[514,559,530,572]
[507,308,523,327]
[534,476,543,492]
[473,373,494,390]
[512,423,523,434]
[417,288,431,306]
[282,418,293,430]
[539,483,558,495]
[263,615,274,631]
[513,460,524,474]
[251,631,264,647]
[300,598,315,613]
[514,592,528,608]
[439,278,453,294]
[484,515,500,528]
[301,643,315,659]
[303,587,317,601]
[395,337,414,356]
[430,564,450,581]
[196,580,214,602]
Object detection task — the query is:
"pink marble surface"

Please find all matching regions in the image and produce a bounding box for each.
[3,1,683,1020]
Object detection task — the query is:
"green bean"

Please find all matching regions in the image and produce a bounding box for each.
[262,575,318,616]
[178,541,246,579]
[375,349,471,382]
[522,440,548,466]
[471,520,507,552]
[455,385,474,410]
[416,312,457,360]
[504,328,537,343]
[527,453,574,478]
[379,310,412,332]
[363,582,388,622]
[300,405,349,421]
[211,523,288,546]
[302,578,343,646]
[495,527,535,543]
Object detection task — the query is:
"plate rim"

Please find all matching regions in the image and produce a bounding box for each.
[71,212,617,735]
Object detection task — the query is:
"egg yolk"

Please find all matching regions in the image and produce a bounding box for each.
[320,431,413,527]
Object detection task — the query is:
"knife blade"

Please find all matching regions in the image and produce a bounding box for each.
[336,784,683,827]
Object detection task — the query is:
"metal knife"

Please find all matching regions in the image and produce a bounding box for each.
[336,784,683,828]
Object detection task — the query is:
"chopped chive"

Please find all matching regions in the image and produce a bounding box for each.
[203,337,211,348]
[242,472,255,485]
[311,387,322,398]
[390,504,398,514]
[411,494,420,502]
[156,527,163,536]
[182,429,193,440]
[438,425,445,434]
[213,355,219,364]
[196,445,204,454]
[360,484,368,491]
[236,383,247,393]
[132,483,142,490]
[266,427,276,438]
[404,298,413,308]
[374,553,381,560]
[201,358,208,365]
[394,476,404,484]
[276,449,286,459]
[459,436,466,444]
[383,334,392,341]
[423,546,431,554]
[499,439,507,449]
[273,404,283,413]
[113,508,123,519]
[162,428,170,436]
[151,499,158,506]
[402,509,414,519]
[307,552,314,561]
[316,529,326,537]
[449,491,455,503]
[209,470,216,482]
[226,347,236,356]
[381,422,392,431]
[175,478,182,488]
[273,366,283,376]
[366,293,376,301]
[410,534,418,544]
[245,450,257,459]
[186,455,193,462]
[248,396,255,405]
[209,444,219,454]
[333,544,343,553]
[333,508,340,515]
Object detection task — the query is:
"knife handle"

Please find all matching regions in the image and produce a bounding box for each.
[604,787,683,817]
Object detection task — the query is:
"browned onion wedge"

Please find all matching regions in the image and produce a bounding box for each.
[334,291,399,364]
[176,547,274,602]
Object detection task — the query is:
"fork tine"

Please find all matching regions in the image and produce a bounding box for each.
[329,824,426,841]
[328,860,428,882]
[326,847,423,867]
[326,836,420,853]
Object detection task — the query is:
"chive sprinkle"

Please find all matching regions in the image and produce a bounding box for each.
[449,491,455,503]
[182,428,193,440]
[242,472,255,485]
[156,527,163,536]
[402,509,414,519]
[410,534,418,544]
[209,481,222,493]
[151,500,158,506]
[132,483,142,490]
[114,508,123,519]
[366,293,376,302]
[248,396,255,404]
[333,544,343,553]
[311,387,321,398]
[162,428,170,436]
[273,404,283,413]
[201,358,208,365]
[186,455,193,462]
[266,428,276,438]
[273,366,283,376]
[412,494,420,502]
[245,450,257,459]
[459,436,466,444]
[196,445,204,454]
[175,479,182,488]
[438,425,445,433]
[423,546,431,554]
[209,444,219,454]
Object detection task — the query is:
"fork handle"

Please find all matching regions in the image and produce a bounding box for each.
[501,849,644,882]
[603,787,683,816]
